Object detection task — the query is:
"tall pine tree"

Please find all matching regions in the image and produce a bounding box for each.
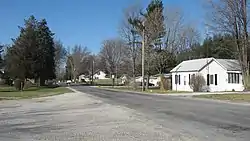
[5,15,56,87]
[37,19,56,85]
[6,16,38,80]
[0,44,3,69]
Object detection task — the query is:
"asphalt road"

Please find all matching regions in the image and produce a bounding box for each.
[73,86,250,141]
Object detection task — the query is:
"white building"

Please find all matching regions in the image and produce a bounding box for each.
[78,74,87,82]
[170,58,244,92]
[120,74,129,85]
[135,74,171,87]
[93,71,107,80]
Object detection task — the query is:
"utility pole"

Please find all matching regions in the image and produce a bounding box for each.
[206,26,210,90]
[116,65,118,86]
[91,59,94,85]
[142,21,145,91]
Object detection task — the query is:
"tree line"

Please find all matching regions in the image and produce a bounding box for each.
[64,0,247,90]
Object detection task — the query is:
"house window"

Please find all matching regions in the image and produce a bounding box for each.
[207,74,214,85]
[236,73,239,83]
[210,75,214,84]
[184,76,186,85]
[175,75,181,85]
[228,73,240,84]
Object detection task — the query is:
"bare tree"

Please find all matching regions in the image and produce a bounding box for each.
[164,7,184,53]
[119,3,141,88]
[100,39,127,76]
[70,45,90,82]
[130,2,166,89]
[54,40,67,79]
[163,7,200,55]
[207,0,249,89]
[177,25,200,56]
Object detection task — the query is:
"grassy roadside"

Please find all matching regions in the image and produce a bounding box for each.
[98,86,190,94]
[0,86,73,100]
[194,94,250,102]
[94,79,122,86]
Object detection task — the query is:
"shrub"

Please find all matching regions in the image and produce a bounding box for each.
[127,79,139,90]
[0,79,5,85]
[190,73,206,92]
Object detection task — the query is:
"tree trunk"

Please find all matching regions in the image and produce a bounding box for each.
[39,77,45,86]
[160,73,165,91]
[146,57,150,90]
[146,70,150,90]
[243,0,249,90]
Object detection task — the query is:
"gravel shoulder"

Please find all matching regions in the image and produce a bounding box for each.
[0,91,193,141]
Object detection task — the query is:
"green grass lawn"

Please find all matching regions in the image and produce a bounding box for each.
[194,94,250,102]
[94,79,122,85]
[0,86,72,99]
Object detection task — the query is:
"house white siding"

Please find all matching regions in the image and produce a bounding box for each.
[225,71,243,91]
[199,61,243,91]
[199,60,226,92]
[93,71,107,80]
[172,71,197,92]
[171,58,244,92]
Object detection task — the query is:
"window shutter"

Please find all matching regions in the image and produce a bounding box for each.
[207,74,210,86]
[215,74,217,85]
[178,75,181,85]
[237,73,239,84]
[189,74,191,85]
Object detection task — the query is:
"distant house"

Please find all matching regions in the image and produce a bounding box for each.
[93,71,107,80]
[78,74,87,82]
[135,74,171,87]
[170,58,244,92]
[120,74,129,84]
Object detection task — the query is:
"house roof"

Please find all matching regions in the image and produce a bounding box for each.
[170,58,241,72]
[216,59,241,71]
[153,73,171,77]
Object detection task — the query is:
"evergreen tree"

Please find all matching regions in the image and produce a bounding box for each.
[6,16,38,80]
[5,15,56,87]
[37,19,56,85]
[0,44,3,68]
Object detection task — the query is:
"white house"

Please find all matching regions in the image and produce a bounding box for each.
[78,74,87,82]
[93,71,107,80]
[135,74,171,87]
[170,58,244,92]
[120,74,129,85]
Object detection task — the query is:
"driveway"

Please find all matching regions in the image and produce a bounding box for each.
[0,89,185,141]
[1,86,250,141]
